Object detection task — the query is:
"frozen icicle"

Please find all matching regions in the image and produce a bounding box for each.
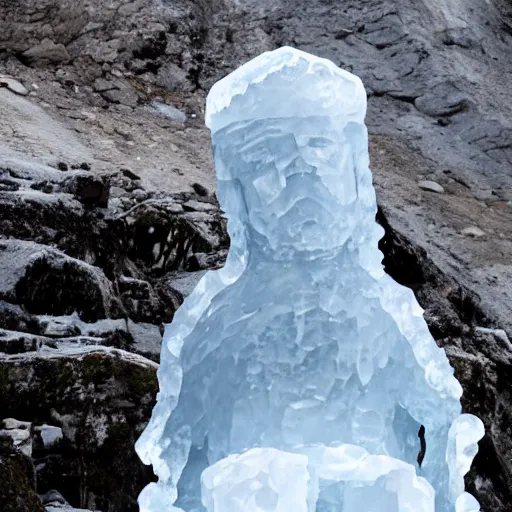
[135,46,483,512]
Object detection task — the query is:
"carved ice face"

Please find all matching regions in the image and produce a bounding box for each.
[214,117,368,256]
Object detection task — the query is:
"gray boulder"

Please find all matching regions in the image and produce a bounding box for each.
[0,436,44,512]
[23,39,71,66]
[0,239,124,322]
[0,346,158,512]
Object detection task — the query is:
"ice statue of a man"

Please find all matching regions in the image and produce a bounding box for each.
[136,47,484,512]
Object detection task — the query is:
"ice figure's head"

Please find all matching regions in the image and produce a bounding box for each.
[206,46,367,131]
[206,47,381,258]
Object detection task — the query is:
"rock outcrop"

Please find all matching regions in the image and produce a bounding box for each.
[0,436,45,512]
[0,347,158,512]
[0,122,227,509]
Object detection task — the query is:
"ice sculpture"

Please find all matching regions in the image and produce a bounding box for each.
[135,46,484,511]
[201,445,436,512]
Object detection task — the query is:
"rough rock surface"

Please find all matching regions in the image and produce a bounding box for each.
[41,489,101,511]
[0,0,511,511]
[0,127,226,509]
[0,436,45,512]
[0,347,158,512]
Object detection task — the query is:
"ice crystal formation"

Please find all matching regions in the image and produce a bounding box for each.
[136,47,484,512]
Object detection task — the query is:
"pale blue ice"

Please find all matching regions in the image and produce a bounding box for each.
[135,47,484,512]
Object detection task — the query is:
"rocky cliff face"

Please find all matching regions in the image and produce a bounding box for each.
[0,0,511,511]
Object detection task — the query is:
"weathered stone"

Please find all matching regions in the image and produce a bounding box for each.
[46,506,100,511]
[0,436,44,512]
[120,169,141,181]
[162,202,183,214]
[0,76,29,96]
[34,425,64,450]
[0,347,158,512]
[167,270,207,300]
[62,173,110,207]
[414,82,471,117]
[41,489,68,506]
[418,180,445,193]
[377,210,512,511]
[186,250,227,271]
[2,418,31,430]
[7,315,135,353]
[117,276,162,324]
[126,320,162,359]
[131,188,147,202]
[0,418,33,457]
[440,27,480,49]
[39,318,80,338]
[0,240,124,322]
[92,78,117,93]
[0,176,20,191]
[475,326,511,348]
[110,186,130,199]
[461,226,485,237]
[40,489,99,512]
[126,201,227,273]
[0,329,51,355]
[192,182,209,197]
[182,199,217,212]
[23,39,71,66]
[101,88,138,107]
[0,300,40,334]
[86,40,120,63]
[151,101,186,124]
